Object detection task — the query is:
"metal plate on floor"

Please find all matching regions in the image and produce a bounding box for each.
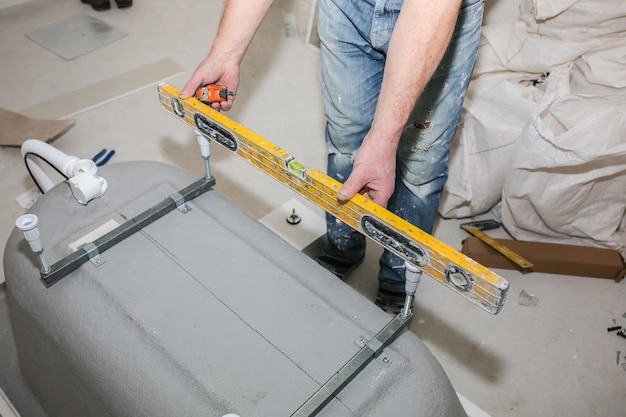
[26,13,126,60]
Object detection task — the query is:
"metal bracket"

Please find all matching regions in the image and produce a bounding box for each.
[353,336,367,348]
[375,353,392,368]
[354,335,393,368]
[170,192,191,213]
[82,243,105,267]
[40,176,215,286]
[292,311,412,417]
[366,337,383,355]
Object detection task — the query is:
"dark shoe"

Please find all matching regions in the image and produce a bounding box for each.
[375,287,406,314]
[81,0,111,11]
[115,0,133,8]
[315,252,364,279]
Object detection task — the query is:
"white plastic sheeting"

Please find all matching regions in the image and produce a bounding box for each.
[440,0,626,256]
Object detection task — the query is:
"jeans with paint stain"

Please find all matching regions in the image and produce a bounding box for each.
[318,0,484,292]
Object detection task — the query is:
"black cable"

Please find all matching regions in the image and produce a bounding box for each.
[23,151,69,194]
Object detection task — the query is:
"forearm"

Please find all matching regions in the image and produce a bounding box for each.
[370,0,462,143]
[337,0,462,205]
[180,0,274,102]
[209,0,275,65]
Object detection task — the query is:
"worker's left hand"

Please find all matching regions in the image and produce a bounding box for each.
[337,134,397,208]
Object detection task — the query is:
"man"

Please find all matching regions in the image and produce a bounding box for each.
[181,0,484,313]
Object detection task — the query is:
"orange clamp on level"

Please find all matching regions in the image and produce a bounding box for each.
[195,84,232,104]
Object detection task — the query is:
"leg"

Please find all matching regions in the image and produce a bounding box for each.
[317,0,393,275]
[376,0,485,310]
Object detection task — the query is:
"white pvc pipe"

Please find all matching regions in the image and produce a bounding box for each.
[21,139,108,204]
[21,139,80,192]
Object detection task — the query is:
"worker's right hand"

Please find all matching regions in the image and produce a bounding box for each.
[337,133,398,208]
[180,54,239,112]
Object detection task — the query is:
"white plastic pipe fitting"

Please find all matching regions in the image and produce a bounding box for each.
[16,213,50,273]
[67,159,108,205]
[21,139,108,205]
[404,262,422,296]
[16,214,43,253]
[400,261,422,318]
[195,130,211,159]
[195,130,212,179]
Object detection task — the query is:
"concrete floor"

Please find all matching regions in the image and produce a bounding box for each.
[0,1,624,416]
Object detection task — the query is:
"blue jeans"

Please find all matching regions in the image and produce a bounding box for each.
[319,0,484,292]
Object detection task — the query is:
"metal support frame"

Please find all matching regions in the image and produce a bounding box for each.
[30,140,411,416]
[291,311,413,417]
[40,176,215,286]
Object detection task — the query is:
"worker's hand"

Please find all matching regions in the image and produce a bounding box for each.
[180,54,239,112]
[337,134,398,208]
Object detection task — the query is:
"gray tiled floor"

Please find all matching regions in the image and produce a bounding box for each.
[1,1,624,416]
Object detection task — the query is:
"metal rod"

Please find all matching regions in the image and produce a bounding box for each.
[401,294,413,319]
[36,251,50,274]
[203,157,212,180]
[291,312,412,417]
[40,176,215,285]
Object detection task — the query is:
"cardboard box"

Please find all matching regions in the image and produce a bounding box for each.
[461,237,626,282]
